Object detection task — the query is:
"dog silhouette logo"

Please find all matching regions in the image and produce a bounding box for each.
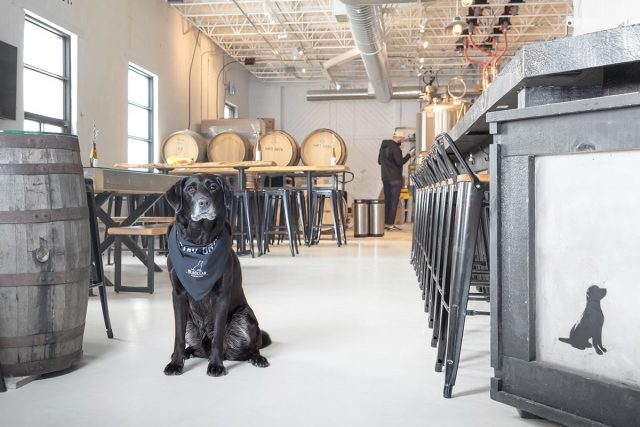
[558,285,607,355]
[187,260,207,278]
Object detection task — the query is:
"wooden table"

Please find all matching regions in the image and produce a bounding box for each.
[84,167,182,272]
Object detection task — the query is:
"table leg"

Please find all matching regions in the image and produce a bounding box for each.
[306,171,314,245]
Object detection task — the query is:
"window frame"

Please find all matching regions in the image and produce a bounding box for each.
[23,15,72,133]
[127,63,154,164]
[223,101,238,119]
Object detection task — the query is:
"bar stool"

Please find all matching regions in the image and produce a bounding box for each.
[442,172,489,398]
[260,187,298,256]
[85,178,114,339]
[410,133,491,399]
[229,188,261,257]
[309,188,345,246]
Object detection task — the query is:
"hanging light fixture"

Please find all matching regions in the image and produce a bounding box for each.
[445,1,469,36]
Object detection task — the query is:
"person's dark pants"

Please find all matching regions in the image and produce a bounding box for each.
[382,179,402,225]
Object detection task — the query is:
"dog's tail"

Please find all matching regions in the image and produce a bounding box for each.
[259,330,272,349]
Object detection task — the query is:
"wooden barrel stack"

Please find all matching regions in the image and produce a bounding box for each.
[301,129,348,166]
[207,132,253,162]
[256,130,300,166]
[161,130,208,163]
[0,132,91,377]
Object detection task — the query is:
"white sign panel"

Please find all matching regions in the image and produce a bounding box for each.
[535,150,640,389]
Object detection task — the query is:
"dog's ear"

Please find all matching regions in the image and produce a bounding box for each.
[165,177,188,214]
[214,175,232,210]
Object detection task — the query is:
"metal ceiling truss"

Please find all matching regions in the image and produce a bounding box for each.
[170,0,572,88]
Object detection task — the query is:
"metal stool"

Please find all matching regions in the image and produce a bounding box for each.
[260,187,299,256]
[85,178,114,339]
[310,188,345,246]
[410,132,491,399]
[229,189,261,257]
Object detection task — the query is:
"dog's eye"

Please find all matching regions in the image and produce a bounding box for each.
[210,183,219,191]
[186,186,196,195]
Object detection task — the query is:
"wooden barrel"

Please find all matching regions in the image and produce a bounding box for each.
[0,132,91,377]
[161,130,207,164]
[256,131,300,166]
[207,132,253,162]
[301,129,348,166]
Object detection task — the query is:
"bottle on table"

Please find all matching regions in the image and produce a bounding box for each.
[330,145,337,166]
[89,141,99,167]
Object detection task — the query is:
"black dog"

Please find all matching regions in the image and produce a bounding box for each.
[163,174,270,377]
[559,285,607,355]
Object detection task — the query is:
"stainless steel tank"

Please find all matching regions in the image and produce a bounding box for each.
[416,103,461,152]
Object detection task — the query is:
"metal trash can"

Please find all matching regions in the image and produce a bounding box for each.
[369,199,385,237]
[353,199,370,237]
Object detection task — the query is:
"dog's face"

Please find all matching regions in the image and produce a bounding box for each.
[165,174,231,228]
[587,285,607,302]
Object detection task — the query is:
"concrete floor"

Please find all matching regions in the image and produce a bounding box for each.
[0,228,558,427]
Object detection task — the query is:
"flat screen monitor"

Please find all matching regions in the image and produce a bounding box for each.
[0,40,18,120]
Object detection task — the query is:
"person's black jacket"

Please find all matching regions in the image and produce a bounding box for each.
[378,139,411,181]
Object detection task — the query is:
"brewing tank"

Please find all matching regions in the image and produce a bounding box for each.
[416,103,461,153]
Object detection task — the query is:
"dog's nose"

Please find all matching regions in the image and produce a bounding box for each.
[197,198,211,208]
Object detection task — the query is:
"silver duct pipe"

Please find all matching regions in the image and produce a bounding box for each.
[340,0,415,4]
[306,87,421,101]
[344,4,393,103]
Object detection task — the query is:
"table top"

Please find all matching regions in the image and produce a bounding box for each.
[113,161,275,171]
[169,165,350,175]
[84,167,182,194]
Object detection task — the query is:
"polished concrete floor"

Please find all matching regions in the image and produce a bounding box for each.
[1,228,557,426]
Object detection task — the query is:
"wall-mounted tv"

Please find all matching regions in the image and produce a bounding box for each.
[0,40,18,120]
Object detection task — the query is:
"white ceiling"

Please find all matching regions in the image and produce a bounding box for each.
[170,0,573,90]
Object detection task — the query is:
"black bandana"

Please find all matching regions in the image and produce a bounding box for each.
[168,225,231,301]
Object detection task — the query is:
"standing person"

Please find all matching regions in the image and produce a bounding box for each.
[378,129,415,230]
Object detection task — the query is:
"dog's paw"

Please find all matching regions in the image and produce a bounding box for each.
[164,361,184,376]
[206,363,227,377]
[249,354,270,368]
[595,347,603,355]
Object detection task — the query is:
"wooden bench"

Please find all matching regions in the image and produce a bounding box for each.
[108,224,169,294]
[111,216,174,224]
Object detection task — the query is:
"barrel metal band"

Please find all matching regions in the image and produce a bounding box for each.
[0,206,88,224]
[0,135,80,151]
[0,163,84,175]
[0,324,85,348]
[0,350,83,376]
[0,267,90,287]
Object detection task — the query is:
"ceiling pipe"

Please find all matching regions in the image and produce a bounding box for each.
[339,0,422,103]
[340,0,416,4]
[342,3,392,103]
[306,87,421,101]
[306,84,483,102]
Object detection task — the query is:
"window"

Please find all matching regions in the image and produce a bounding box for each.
[223,102,237,119]
[23,16,71,133]
[127,64,154,164]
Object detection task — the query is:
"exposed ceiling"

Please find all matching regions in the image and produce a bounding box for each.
[170,0,573,92]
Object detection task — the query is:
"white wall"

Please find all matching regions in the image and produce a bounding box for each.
[573,0,640,35]
[249,81,420,202]
[0,0,253,167]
